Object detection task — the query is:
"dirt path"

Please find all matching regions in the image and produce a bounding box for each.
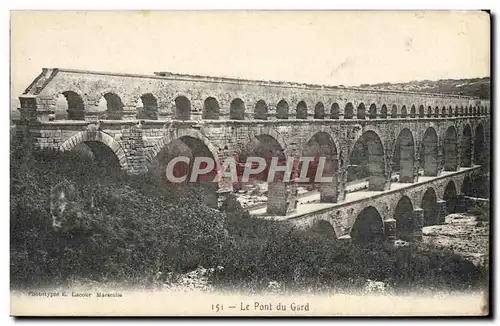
[422,212,490,267]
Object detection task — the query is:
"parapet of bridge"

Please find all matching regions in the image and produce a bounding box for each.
[15,68,491,242]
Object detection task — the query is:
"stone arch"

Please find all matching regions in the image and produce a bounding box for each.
[410,105,416,118]
[314,102,325,119]
[296,101,308,119]
[54,90,85,120]
[276,99,289,119]
[434,106,440,117]
[174,95,191,120]
[461,124,472,167]
[357,103,366,119]
[59,130,129,170]
[345,102,354,119]
[350,206,385,244]
[461,175,474,197]
[136,93,158,120]
[443,126,458,171]
[419,127,439,176]
[391,104,398,118]
[392,128,415,183]
[380,104,388,119]
[472,106,477,116]
[230,98,246,120]
[331,103,340,119]
[349,129,387,191]
[473,123,485,166]
[443,180,458,214]
[300,131,339,203]
[441,106,447,117]
[368,103,377,119]
[426,106,432,117]
[202,97,220,120]
[393,195,414,240]
[309,220,339,238]
[448,106,453,117]
[418,105,425,118]
[96,92,124,120]
[401,105,408,118]
[254,100,268,120]
[422,187,438,226]
[454,106,459,116]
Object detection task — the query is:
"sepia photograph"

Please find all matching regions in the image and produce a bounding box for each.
[9,10,491,316]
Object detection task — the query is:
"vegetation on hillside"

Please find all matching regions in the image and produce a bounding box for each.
[10,133,488,292]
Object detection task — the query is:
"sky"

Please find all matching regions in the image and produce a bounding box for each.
[10,10,490,100]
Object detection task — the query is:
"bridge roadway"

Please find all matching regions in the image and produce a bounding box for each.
[248,166,481,242]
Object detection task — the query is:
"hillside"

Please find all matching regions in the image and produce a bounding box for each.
[357,77,490,99]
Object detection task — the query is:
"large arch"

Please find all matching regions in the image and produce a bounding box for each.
[308,220,338,239]
[393,196,414,240]
[136,93,158,120]
[300,131,339,203]
[461,124,472,167]
[350,206,384,244]
[59,130,129,170]
[419,127,439,176]
[443,126,458,171]
[276,99,289,119]
[174,95,191,120]
[474,124,485,166]
[443,181,458,214]
[296,101,308,119]
[151,130,220,208]
[357,103,366,119]
[392,128,415,183]
[314,102,325,119]
[237,131,291,215]
[422,187,438,226]
[349,130,386,191]
[230,98,246,120]
[202,97,220,120]
[254,100,268,120]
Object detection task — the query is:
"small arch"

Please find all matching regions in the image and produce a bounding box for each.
[175,96,191,120]
[254,100,268,120]
[422,188,438,226]
[330,103,340,119]
[98,92,123,120]
[441,106,447,117]
[357,103,366,119]
[401,105,408,118]
[276,100,289,119]
[391,105,398,118]
[418,105,425,118]
[443,126,458,171]
[57,91,85,120]
[314,102,325,119]
[344,102,354,119]
[443,181,458,214]
[472,106,477,116]
[448,106,453,117]
[380,104,388,119]
[454,106,459,116]
[410,105,416,118]
[351,206,384,244]
[309,220,338,239]
[137,93,158,120]
[426,106,432,118]
[202,97,220,120]
[434,106,440,117]
[368,103,377,119]
[230,98,245,120]
[393,196,414,241]
[296,101,308,119]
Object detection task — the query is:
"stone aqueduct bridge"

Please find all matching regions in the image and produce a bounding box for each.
[16,68,491,242]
